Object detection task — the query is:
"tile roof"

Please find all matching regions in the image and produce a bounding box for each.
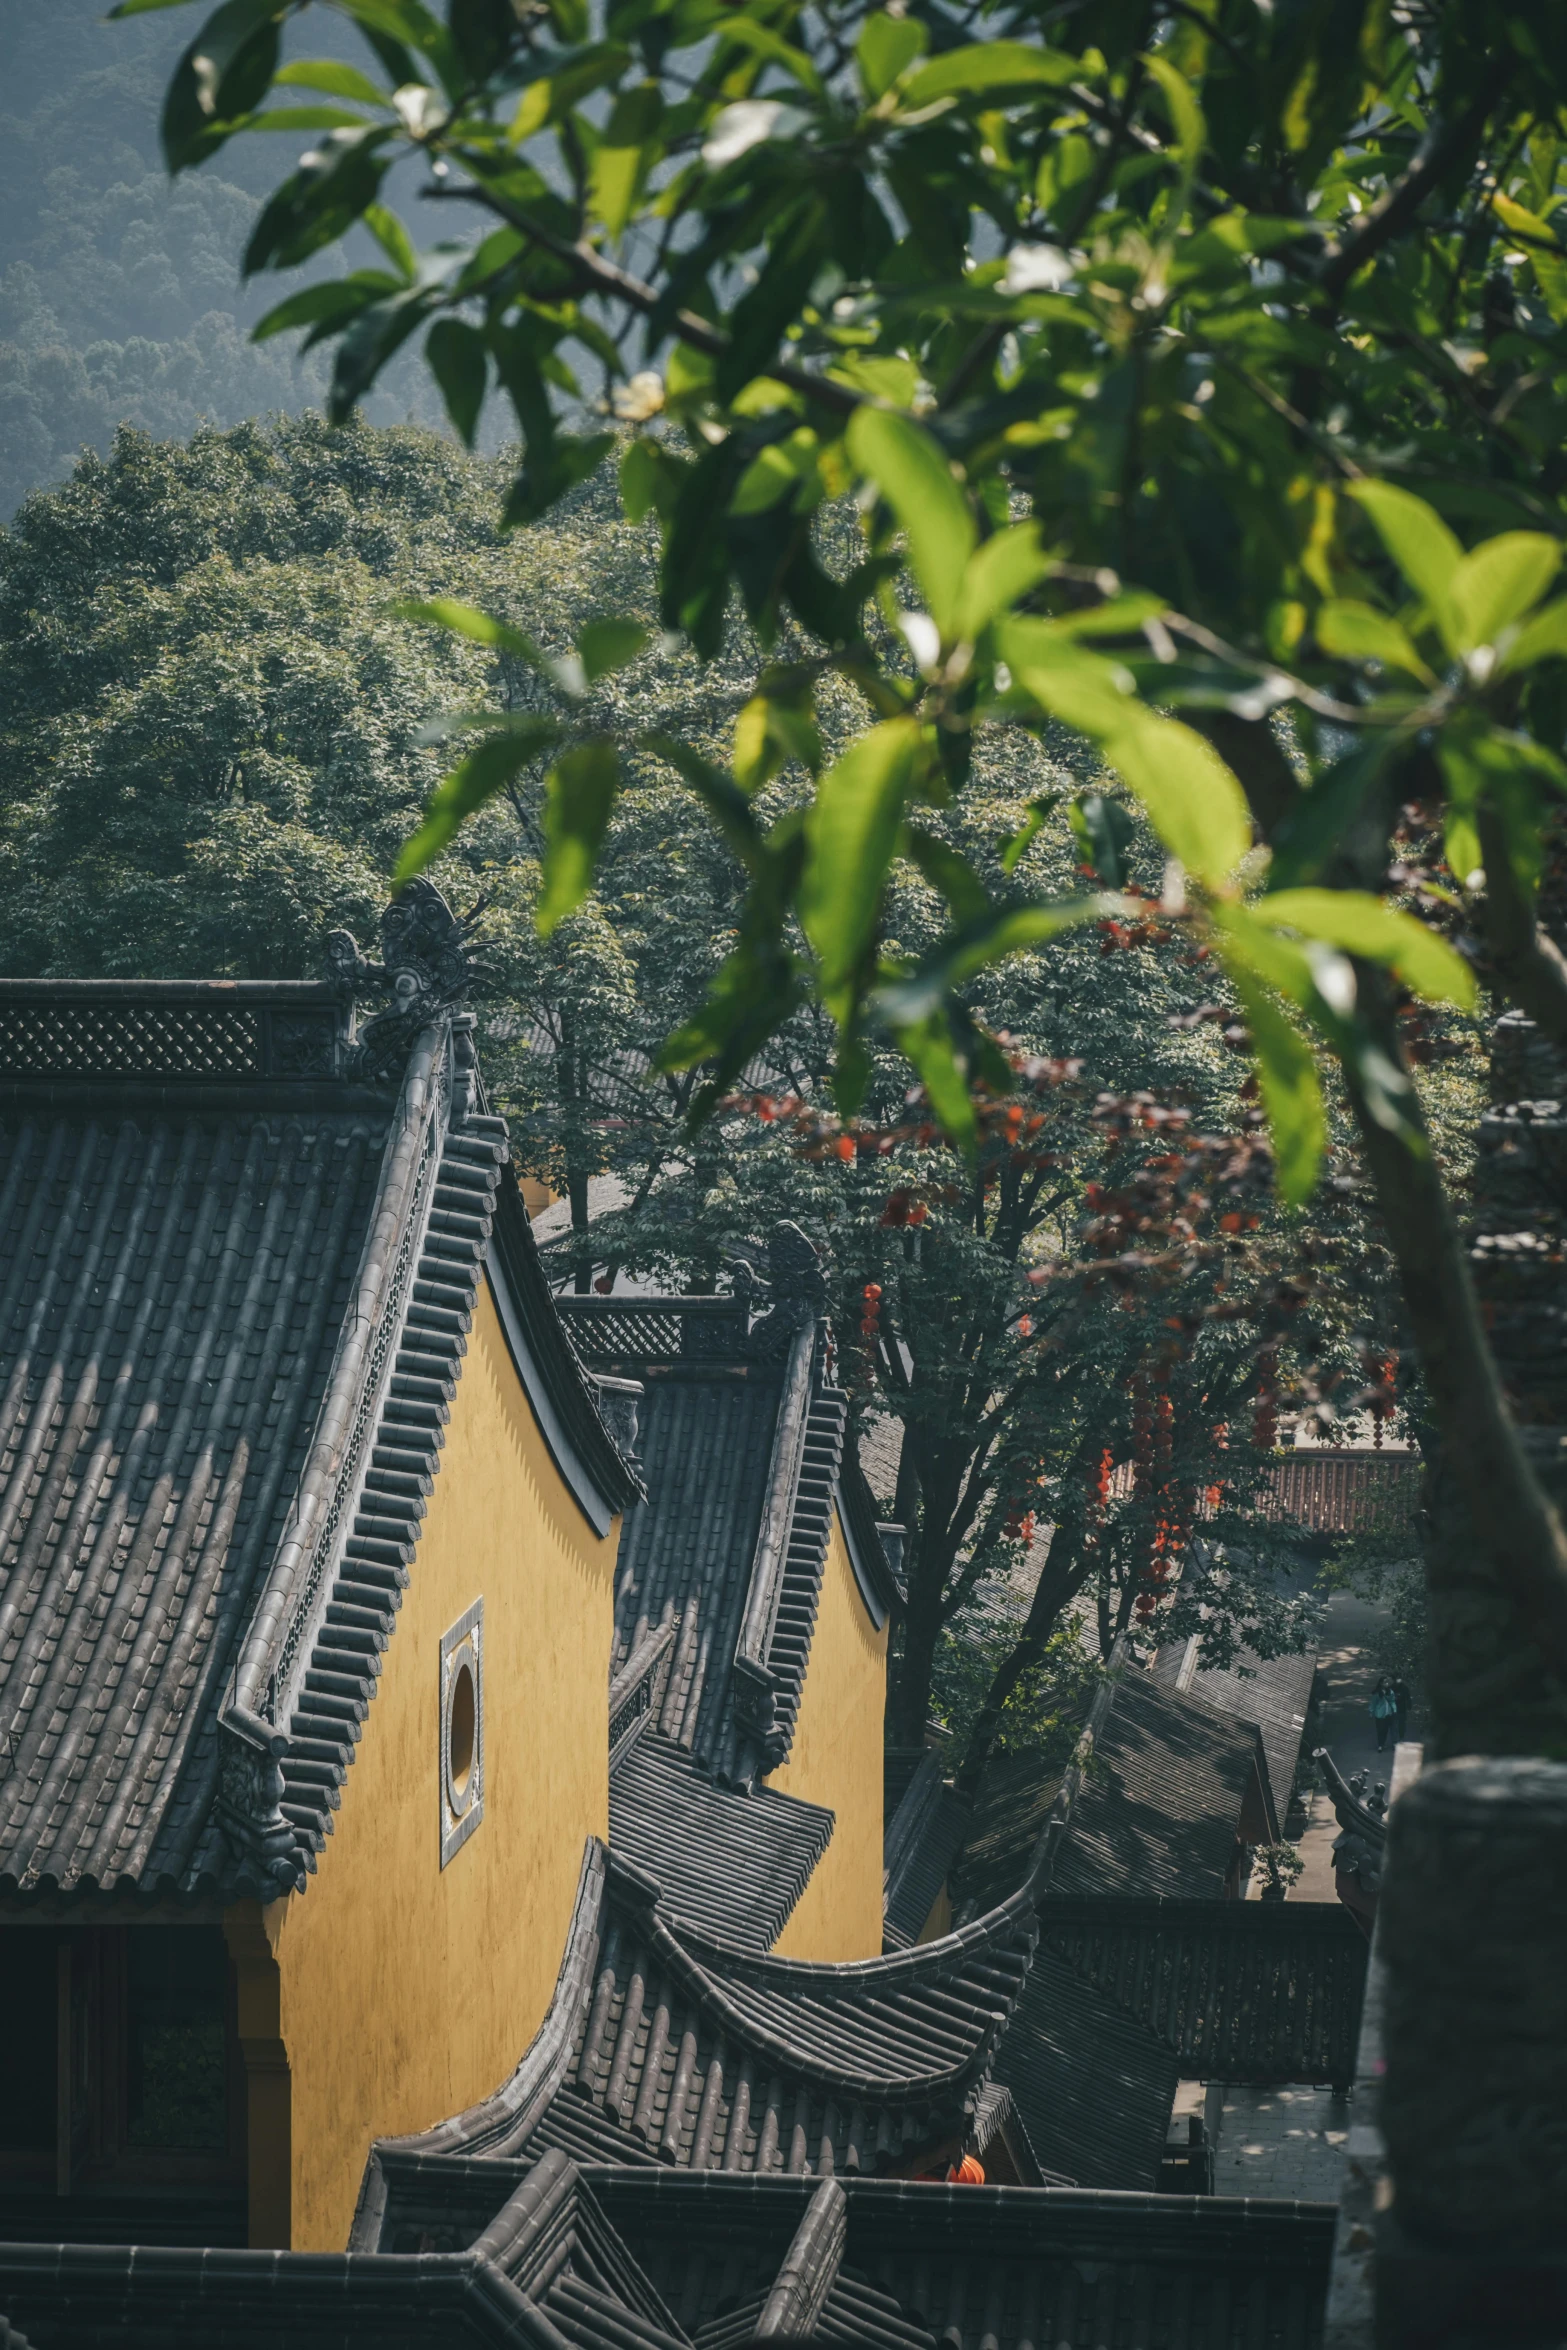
[989,1943,1180,2190]
[6,2155,1337,2348]
[609,1729,833,1950]
[1039,1896,1369,2086]
[363,2159,1337,2350]
[561,1247,898,1792]
[1049,1675,1260,1901]
[0,945,634,1906]
[1260,1446,1418,1535]
[951,1668,1262,1922]
[1153,1634,1319,1830]
[354,1838,1039,2219]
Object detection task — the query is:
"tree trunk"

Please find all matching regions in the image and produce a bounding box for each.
[568,1164,592,1294]
[1205,714,1567,1756]
[954,1535,1087,1796]
[889,1524,946,1747]
[1341,985,1567,1754]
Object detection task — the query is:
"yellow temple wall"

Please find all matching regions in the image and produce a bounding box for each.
[256,1278,617,2250]
[768,1509,888,1960]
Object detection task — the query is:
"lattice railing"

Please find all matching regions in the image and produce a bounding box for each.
[0,996,344,1082]
[560,1303,688,1362]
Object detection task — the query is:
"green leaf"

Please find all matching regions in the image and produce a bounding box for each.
[1501,596,1567,673]
[999,794,1061,875]
[577,618,649,683]
[539,737,620,933]
[275,58,392,105]
[847,409,976,640]
[335,0,459,98]
[1492,190,1567,323]
[251,272,399,342]
[1224,968,1326,1207]
[801,717,926,1020]
[1448,532,1561,656]
[901,40,1077,107]
[395,719,559,882]
[708,16,824,98]
[363,202,417,284]
[426,318,488,447]
[641,733,763,867]
[1350,482,1463,656]
[894,1012,978,1149]
[901,828,989,927]
[857,10,927,100]
[243,128,393,275]
[395,596,545,667]
[1142,52,1205,173]
[1268,733,1397,890]
[161,0,287,172]
[328,285,436,418]
[878,896,1108,1023]
[1258,888,1477,1008]
[1051,594,1170,640]
[1100,709,1252,888]
[954,523,1052,640]
[592,83,662,238]
[1068,792,1136,887]
[1315,599,1435,684]
[997,618,1141,735]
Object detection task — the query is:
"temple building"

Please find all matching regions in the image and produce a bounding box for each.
[0,900,638,2251]
[0,907,1363,2346]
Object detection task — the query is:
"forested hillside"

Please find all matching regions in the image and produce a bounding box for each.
[0,1,437,516]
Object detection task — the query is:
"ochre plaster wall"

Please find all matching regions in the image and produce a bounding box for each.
[262,1279,617,2249]
[768,1511,888,1961]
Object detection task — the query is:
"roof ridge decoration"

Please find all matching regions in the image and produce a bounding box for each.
[217,1016,460,1889]
[326,879,487,1084]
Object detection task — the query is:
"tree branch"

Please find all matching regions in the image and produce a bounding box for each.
[1474,803,1567,1051]
[423,178,861,419]
[1341,975,1567,1711]
[1315,79,1512,303]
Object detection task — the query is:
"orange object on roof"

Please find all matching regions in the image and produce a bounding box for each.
[946,2154,986,2185]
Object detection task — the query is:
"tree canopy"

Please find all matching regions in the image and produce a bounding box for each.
[5,412,1399,1765]
[122,0,1567,1753]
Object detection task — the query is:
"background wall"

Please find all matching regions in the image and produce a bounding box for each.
[769,1514,888,1962]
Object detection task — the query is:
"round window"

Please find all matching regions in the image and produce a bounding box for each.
[440,1601,484,1865]
[448,1656,477,1803]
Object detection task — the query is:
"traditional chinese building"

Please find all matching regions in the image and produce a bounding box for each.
[0,898,639,2252]
[0,910,1354,2345]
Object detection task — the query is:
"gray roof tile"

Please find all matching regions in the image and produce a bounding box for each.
[610,1730,833,1951]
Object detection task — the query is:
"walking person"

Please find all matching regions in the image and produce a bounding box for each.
[1370,1674,1398,1753]
[1392,1676,1412,1748]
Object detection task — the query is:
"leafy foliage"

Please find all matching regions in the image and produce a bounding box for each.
[128,0,1567,1740]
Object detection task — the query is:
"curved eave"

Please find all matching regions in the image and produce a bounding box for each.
[836,1454,903,1629]
[485,1172,644,1536]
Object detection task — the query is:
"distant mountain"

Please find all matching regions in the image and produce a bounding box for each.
[0,0,440,516]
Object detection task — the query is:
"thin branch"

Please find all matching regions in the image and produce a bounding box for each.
[1315,76,1512,302]
[422,178,861,418]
